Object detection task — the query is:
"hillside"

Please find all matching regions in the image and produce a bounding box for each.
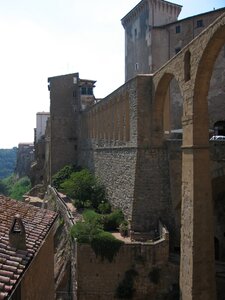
[0,148,17,179]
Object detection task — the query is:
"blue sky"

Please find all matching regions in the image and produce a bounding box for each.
[0,0,224,148]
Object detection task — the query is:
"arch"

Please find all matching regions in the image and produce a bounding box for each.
[192,24,225,145]
[213,120,225,136]
[153,72,182,145]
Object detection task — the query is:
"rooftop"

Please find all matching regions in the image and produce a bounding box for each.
[0,196,57,299]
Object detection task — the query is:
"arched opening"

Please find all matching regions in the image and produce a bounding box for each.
[153,73,183,144]
[154,72,183,250]
[192,24,225,145]
[214,237,220,260]
[184,50,191,82]
[213,120,225,136]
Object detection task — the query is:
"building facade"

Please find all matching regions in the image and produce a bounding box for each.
[0,195,57,299]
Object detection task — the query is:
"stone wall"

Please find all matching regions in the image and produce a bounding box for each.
[76,237,179,300]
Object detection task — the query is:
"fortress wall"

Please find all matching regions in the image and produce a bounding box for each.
[78,76,153,221]
[76,239,179,300]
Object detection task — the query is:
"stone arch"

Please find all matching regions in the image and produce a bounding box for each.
[192,24,225,145]
[153,72,182,145]
[180,18,225,299]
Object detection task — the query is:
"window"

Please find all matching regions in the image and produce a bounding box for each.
[175,25,180,33]
[87,87,93,95]
[81,87,87,95]
[81,87,93,96]
[135,63,139,70]
[175,47,181,54]
[196,19,203,28]
[134,28,137,37]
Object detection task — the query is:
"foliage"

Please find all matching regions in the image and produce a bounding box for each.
[70,219,103,243]
[60,169,106,209]
[102,209,124,231]
[82,209,124,231]
[115,269,138,299]
[119,220,129,237]
[52,164,79,189]
[2,175,31,200]
[0,180,8,195]
[0,148,17,179]
[90,230,123,262]
[98,201,111,214]
[148,266,161,284]
[70,210,124,262]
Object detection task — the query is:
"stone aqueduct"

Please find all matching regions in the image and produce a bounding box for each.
[151,11,225,300]
[39,11,225,300]
[78,13,225,299]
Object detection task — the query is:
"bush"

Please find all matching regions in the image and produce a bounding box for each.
[60,169,106,209]
[97,201,111,214]
[91,230,123,262]
[2,175,31,200]
[102,209,124,231]
[119,220,129,237]
[70,219,103,243]
[52,164,79,189]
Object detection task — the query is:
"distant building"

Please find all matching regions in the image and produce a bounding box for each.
[46,73,96,181]
[34,112,50,143]
[14,143,34,178]
[0,195,57,299]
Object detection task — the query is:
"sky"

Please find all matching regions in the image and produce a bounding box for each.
[0,0,224,148]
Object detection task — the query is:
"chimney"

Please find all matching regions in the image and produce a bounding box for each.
[9,214,27,250]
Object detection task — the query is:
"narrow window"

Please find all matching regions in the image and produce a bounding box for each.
[184,50,191,82]
[196,19,203,28]
[175,25,180,33]
[135,63,139,70]
[87,87,93,95]
[81,87,87,95]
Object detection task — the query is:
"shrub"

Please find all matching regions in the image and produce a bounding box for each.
[102,209,124,231]
[61,169,106,209]
[2,175,31,200]
[70,219,103,243]
[119,220,129,237]
[52,164,79,189]
[91,230,123,262]
[97,201,111,214]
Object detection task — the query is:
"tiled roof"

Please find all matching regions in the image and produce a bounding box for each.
[0,195,57,299]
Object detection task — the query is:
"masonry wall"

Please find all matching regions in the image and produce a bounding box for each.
[20,226,55,300]
[79,77,140,219]
[76,239,179,300]
[49,73,80,178]
[78,76,175,235]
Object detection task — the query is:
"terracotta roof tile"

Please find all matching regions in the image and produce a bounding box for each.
[0,195,57,299]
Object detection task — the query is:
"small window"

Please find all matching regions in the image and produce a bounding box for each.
[175,25,180,33]
[135,63,139,70]
[175,47,181,54]
[87,87,93,95]
[81,87,87,95]
[196,19,203,28]
[134,28,137,37]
